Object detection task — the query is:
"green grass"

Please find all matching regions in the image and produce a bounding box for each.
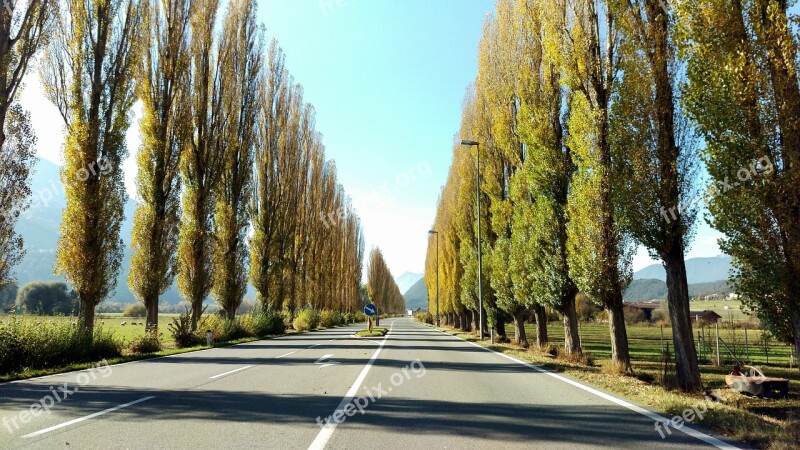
[1,314,181,347]
[515,321,795,366]
[355,327,387,337]
[689,299,752,321]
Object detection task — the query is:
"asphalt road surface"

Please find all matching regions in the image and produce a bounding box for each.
[0,318,742,449]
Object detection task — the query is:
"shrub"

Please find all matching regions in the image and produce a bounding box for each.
[221,318,249,341]
[168,309,200,348]
[128,332,162,354]
[244,309,286,337]
[319,310,344,328]
[623,306,647,325]
[414,312,434,324]
[122,303,147,318]
[293,308,320,331]
[0,317,122,376]
[15,282,77,315]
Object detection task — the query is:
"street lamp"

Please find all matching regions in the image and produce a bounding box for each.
[428,229,440,327]
[460,139,483,340]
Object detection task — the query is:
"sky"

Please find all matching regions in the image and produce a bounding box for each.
[19,0,725,279]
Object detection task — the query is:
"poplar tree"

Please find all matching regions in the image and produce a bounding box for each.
[211,0,262,318]
[177,0,224,329]
[129,0,193,330]
[0,0,50,288]
[677,0,800,366]
[43,0,144,333]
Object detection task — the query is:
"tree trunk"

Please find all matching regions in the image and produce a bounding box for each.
[534,304,548,348]
[495,311,507,342]
[79,295,96,336]
[453,313,461,329]
[461,313,471,331]
[791,306,800,372]
[513,307,529,348]
[607,301,632,373]
[562,287,581,355]
[664,250,703,391]
[145,291,159,332]
[224,303,237,321]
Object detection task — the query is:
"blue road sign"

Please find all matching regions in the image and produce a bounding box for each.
[364,304,377,317]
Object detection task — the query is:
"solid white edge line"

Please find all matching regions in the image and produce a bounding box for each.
[209,365,254,379]
[22,396,156,438]
[437,327,740,450]
[308,321,395,450]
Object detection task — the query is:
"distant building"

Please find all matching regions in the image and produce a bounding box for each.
[727,293,739,300]
[690,310,722,324]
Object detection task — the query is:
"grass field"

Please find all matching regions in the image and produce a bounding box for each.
[689,299,753,320]
[508,321,797,367]
[1,313,182,347]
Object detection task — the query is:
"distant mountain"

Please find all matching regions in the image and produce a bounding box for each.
[403,278,428,311]
[396,271,423,294]
[13,158,189,305]
[623,279,667,301]
[633,255,732,284]
[624,278,734,302]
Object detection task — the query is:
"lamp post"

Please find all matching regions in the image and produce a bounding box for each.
[461,139,483,340]
[428,229,440,327]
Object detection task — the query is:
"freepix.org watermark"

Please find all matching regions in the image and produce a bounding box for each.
[660,155,774,224]
[315,359,426,428]
[2,359,112,435]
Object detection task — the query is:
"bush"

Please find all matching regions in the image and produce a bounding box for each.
[623,306,647,325]
[243,309,286,337]
[320,310,344,328]
[128,332,162,354]
[15,282,77,315]
[293,308,320,331]
[221,318,249,341]
[122,303,147,318]
[415,312,434,324]
[168,309,200,348]
[0,317,122,375]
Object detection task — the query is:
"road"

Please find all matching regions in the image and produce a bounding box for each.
[0,318,741,449]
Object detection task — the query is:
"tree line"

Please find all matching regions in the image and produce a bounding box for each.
[0,0,365,334]
[426,0,800,391]
[366,247,404,315]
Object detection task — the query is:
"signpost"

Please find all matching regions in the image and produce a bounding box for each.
[365,304,377,332]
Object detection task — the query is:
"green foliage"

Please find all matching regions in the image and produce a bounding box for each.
[15,282,77,315]
[122,303,147,318]
[319,310,344,328]
[0,317,122,375]
[0,283,16,311]
[168,309,200,348]
[128,0,192,327]
[242,308,286,337]
[128,332,163,354]
[44,0,146,331]
[293,308,320,331]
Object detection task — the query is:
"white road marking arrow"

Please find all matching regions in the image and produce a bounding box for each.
[315,354,340,369]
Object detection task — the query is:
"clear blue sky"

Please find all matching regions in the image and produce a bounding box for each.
[23,0,723,279]
[257,0,496,277]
